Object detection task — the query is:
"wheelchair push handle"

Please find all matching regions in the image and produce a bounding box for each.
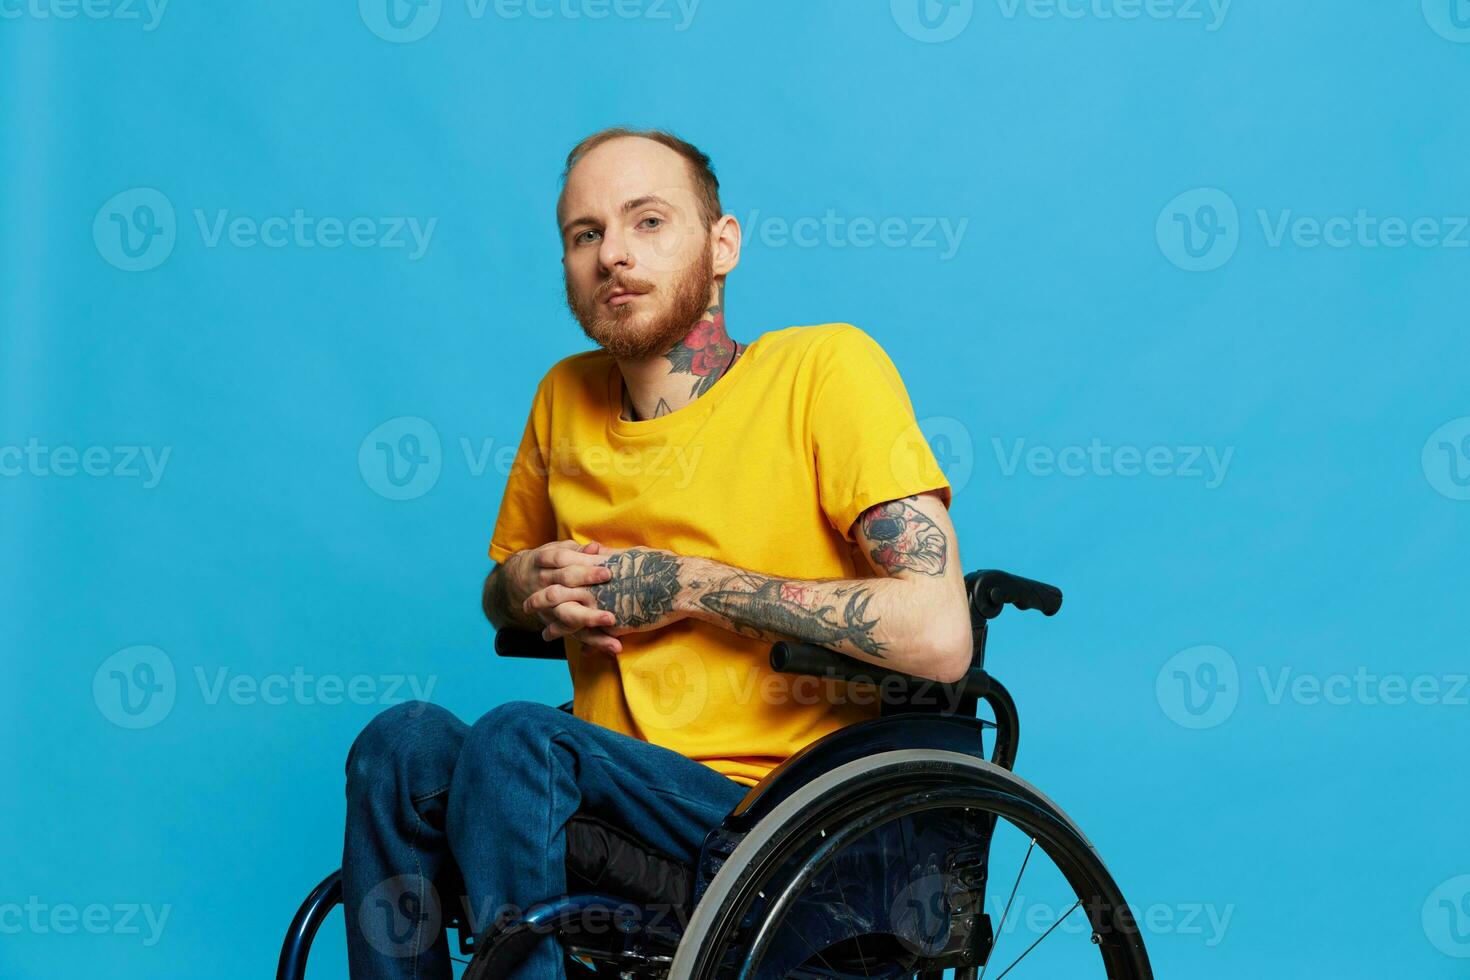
[965,569,1063,620]
[494,629,567,659]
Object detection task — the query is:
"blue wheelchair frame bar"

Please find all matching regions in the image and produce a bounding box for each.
[277,871,342,980]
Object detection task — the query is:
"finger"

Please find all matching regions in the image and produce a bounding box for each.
[575,629,622,655]
[552,601,613,631]
[552,564,613,588]
[537,548,610,570]
[525,584,604,613]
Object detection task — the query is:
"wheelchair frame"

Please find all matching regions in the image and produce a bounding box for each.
[278,570,1152,980]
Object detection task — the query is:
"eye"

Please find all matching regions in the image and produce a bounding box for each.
[638,216,664,231]
[573,228,602,245]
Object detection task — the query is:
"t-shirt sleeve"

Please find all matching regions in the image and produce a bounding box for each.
[487,374,558,564]
[808,325,953,543]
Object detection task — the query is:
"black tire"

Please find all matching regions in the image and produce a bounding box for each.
[666,750,1152,980]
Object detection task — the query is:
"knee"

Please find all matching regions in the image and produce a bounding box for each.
[345,700,463,797]
[457,700,564,773]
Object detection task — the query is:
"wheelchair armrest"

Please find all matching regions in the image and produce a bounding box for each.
[769,640,993,704]
[494,628,567,659]
[965,569,1063,621]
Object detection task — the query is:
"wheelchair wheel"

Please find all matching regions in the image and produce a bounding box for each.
[667,750,1152,980]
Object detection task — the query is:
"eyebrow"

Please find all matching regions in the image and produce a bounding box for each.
[560,195,675,236]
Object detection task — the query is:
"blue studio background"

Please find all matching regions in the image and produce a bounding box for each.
[2,1,1466,977]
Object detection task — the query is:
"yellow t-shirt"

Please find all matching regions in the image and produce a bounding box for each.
[488,322,952,786]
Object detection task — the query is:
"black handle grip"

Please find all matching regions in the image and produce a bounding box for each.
[965,569,1063,620]
[769,640,991,701]
[494,629,567,660]
[770,640,920,690]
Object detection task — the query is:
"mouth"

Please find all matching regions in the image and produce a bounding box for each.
[605,287,648,306]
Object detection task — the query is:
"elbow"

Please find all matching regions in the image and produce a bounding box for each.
[920,608,974,685]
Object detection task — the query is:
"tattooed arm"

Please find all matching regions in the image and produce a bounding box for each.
[526,492,973,683]
[683,492,970,682]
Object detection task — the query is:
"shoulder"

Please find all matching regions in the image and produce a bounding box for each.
[531,346,614,408]
[756,322,888,374]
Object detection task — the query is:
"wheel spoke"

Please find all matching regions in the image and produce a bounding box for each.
[990,898,1082,979]
[828,844,874,979]
[778,909,843,978]
[976,837,1035,980]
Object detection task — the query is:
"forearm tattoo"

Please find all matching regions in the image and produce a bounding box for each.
[858,496,948,576]
[593,548,684,627]
[697,572,886,657]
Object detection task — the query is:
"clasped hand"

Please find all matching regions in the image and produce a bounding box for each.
[509,540,686,655]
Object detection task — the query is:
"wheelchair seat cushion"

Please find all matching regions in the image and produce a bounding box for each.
[565,813,694,911]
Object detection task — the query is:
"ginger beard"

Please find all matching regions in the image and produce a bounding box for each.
[565,239,715,360]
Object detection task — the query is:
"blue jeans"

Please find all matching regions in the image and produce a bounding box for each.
[342,700,748,979]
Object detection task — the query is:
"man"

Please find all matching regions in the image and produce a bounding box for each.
[342,127,971,979]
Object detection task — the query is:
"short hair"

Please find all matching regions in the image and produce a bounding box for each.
[559,127,723,230]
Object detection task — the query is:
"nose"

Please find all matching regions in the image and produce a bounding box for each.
[597,225,633,275]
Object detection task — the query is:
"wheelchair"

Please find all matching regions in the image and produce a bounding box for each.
[279,569,1152,979]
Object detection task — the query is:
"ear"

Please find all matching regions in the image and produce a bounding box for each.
[710,213,742,277]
